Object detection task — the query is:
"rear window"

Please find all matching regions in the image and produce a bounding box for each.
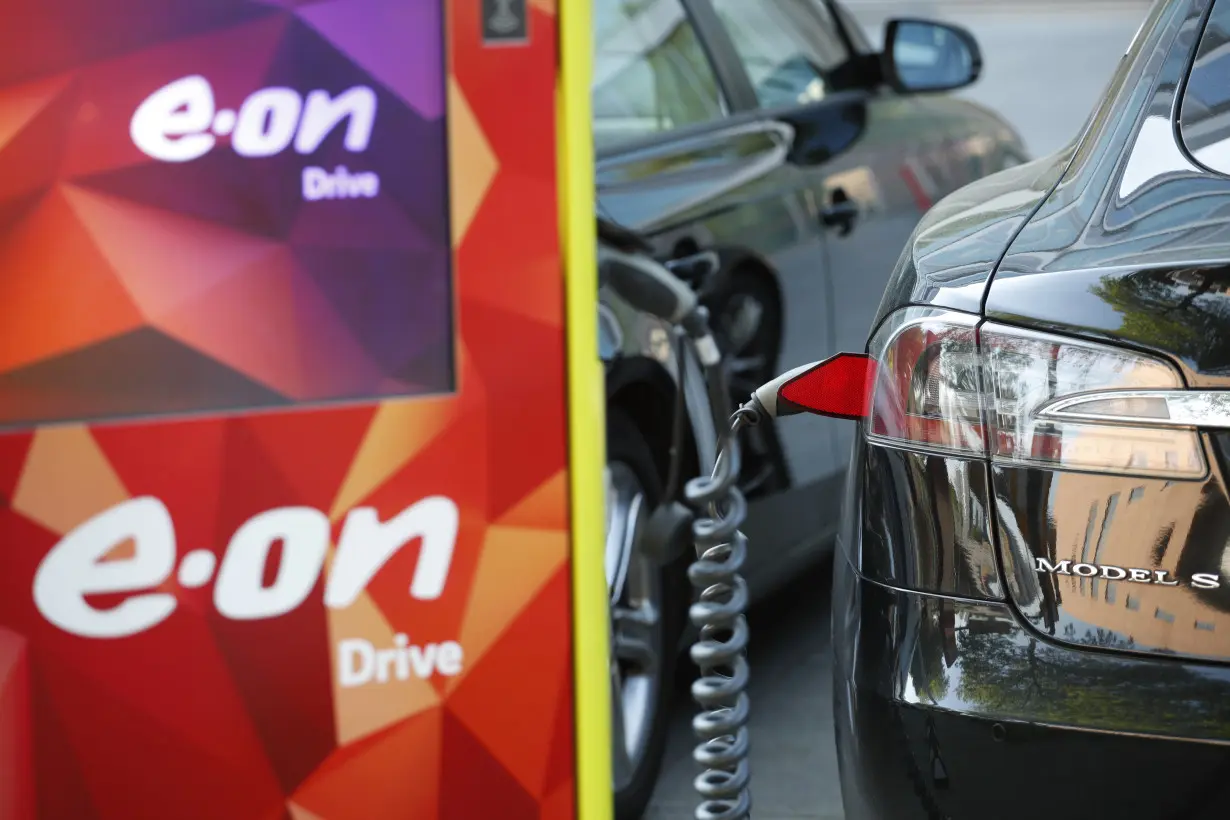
[1179,0,1230,172]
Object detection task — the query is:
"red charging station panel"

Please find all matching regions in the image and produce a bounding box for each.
[0,1,576,818]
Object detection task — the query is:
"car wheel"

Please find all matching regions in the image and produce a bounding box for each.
[606,408,682,820]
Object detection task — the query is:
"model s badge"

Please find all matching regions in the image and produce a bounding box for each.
[1034,557,1222,589]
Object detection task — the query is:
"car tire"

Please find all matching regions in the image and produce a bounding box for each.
[606,407,684,820]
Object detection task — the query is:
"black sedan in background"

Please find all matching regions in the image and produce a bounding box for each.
[591,0,1027,817]
[835,0,1230,816]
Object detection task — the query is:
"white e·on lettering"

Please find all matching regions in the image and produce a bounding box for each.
[326,495,460,607]
[33,497,178,639]
[213,506,330,620]
[129,75,378,163]
[129,75,218,163]
[33,495,461,639]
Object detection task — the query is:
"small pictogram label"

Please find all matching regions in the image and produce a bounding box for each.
[482,0,528,45]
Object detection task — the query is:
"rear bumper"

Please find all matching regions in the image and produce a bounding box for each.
[831,552,1230,820]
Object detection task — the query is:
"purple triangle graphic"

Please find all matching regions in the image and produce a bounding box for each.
[296,0,444,119]
[248,0,332,8]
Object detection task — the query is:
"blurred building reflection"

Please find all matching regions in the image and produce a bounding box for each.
[1049,471,1230,657]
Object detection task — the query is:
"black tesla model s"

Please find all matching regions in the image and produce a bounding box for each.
[833,0,1230,816]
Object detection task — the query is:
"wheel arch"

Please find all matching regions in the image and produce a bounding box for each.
[605,355,700,499]
[702,247,785,364]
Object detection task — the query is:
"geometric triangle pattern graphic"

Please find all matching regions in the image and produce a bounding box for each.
[0,1,574,819]
[0,0,455,429]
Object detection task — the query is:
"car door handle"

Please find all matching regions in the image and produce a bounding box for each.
[821,188,858,236]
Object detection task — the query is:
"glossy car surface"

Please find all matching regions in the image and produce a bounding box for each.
[591,4,1021,815]
[592,0,1027,605]
[834,0,1230,816]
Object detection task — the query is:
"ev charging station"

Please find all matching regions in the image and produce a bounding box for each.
[0,1,614,819]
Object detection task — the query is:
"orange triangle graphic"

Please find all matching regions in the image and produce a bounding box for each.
[0,73,72,153]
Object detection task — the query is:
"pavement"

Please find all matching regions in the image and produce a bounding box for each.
[645,560,842,820]
[644,3,1153,819]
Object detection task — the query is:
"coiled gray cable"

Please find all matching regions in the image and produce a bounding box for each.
[684,406,760,820]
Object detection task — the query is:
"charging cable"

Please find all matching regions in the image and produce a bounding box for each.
[597,225,868,820]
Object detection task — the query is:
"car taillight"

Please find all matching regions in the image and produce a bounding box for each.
[865,308,1205,479]
[867,308,985,455]
[981,322,1204,478]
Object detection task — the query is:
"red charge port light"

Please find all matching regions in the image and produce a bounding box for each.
[770,353,878,420]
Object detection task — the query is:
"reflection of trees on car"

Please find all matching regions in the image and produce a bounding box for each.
[909,598,953,704]
[954,619,1230,737]
[1091,268,1230,369]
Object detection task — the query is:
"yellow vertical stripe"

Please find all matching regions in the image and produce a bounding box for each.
[556,1,611,819]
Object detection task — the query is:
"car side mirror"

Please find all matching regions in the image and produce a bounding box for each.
[881,18,982,94]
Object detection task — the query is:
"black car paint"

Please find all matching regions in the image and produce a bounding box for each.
[835,0,1230,816]
[833,536,1230,820]
[594,0,1026,600]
